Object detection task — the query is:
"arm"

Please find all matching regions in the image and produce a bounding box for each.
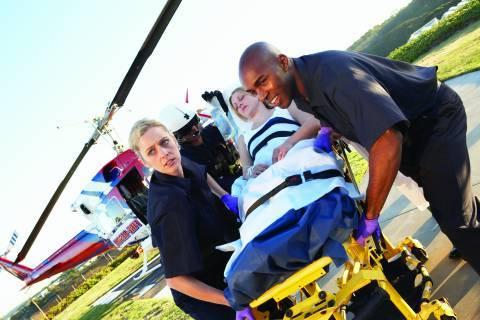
[207,170,240,215]
[237,135,253,179]
[167,275,230,306]
[206,173,227,198]
[238,134,268,179]
[365,127,403,219]
[286,101,321,145]
[273,102,321,162]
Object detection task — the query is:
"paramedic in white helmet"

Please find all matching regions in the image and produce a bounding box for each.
[159,104,242,194]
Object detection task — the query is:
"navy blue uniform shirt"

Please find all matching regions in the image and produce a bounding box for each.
[180,125,241,192]
[147,157,239,305]
[293,50,439,150]
[180,125,225,165]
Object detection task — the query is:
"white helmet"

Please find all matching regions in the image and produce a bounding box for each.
[158,104,198,134]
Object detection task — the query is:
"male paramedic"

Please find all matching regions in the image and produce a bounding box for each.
[238,42,480,275]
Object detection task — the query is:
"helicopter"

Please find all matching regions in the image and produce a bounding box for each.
[0,0,183,287]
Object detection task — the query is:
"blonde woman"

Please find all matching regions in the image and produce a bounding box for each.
[229,88,320,179]
[129,119,251,319]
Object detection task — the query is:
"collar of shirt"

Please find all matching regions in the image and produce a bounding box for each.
[292,57,333,128]
[292,57,315,102]
[151,157,205,192]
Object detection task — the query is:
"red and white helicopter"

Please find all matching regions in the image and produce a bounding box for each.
[0,0,184,287]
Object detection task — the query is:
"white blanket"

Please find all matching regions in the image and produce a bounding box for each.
[221,139,361,276]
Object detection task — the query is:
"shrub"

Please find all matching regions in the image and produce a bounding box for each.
[389,0,480,62]
[349,0,460,56]
[46,245,138,318]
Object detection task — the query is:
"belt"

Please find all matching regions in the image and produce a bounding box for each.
[245,169,343,218]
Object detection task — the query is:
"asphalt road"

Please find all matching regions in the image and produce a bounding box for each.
[92,254,166,306]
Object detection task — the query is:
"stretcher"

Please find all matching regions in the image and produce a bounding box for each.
[248,233,456,319]
[246,142,457,320]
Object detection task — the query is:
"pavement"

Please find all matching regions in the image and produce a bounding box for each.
[91,254,167,307]
[321,71,480,320]
[92,71,480,319]
[378,72,480,320]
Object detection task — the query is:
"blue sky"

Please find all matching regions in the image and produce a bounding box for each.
[0,0,411,314]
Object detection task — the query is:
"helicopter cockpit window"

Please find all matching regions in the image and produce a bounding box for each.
[117,168,149,224]
[95,197,127,234]
[105,198,126,223]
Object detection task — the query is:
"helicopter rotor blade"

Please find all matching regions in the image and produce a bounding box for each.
[14,140,93,264]
[110,0,182,109]
[14,0,182,264]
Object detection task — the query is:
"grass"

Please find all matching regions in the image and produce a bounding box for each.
[78,298,191,320]
[415,19,480,80]
[55,249,159,320]
[346,150,368,185]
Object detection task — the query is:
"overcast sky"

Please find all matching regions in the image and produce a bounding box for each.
[0,0,411,314]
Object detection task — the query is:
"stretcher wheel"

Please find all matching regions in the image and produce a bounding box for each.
[411,246,428,263]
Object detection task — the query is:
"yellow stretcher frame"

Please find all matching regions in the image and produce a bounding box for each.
[246,142,456,319]
[248,234,457,320]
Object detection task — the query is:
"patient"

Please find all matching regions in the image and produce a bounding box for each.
[229,87,320,179]
[222,89,361,310]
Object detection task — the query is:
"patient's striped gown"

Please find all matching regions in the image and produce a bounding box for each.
[224,109,358,309]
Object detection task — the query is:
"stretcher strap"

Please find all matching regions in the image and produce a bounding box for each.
[245,169,342,218]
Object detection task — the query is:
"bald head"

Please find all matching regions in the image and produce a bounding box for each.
[239,42,281,74]
[238,42,295,109]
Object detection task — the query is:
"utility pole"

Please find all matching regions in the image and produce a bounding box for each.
[103,253,113,263]
[31,299,49,320]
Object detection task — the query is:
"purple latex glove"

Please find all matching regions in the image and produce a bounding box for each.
[314,127,333,153]
[355,215,381,246]
[221,194,239,216]
[236,307,255,320]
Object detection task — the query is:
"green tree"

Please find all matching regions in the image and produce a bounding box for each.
[349,0,460,56]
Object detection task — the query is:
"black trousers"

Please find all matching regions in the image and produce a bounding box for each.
[182,302,235,320]
[400,83,480,275]
[173,289,236,320]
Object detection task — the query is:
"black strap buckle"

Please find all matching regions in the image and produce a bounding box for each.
[285,174,302,186]
[245,169,342,218]
[303,170,314,182]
